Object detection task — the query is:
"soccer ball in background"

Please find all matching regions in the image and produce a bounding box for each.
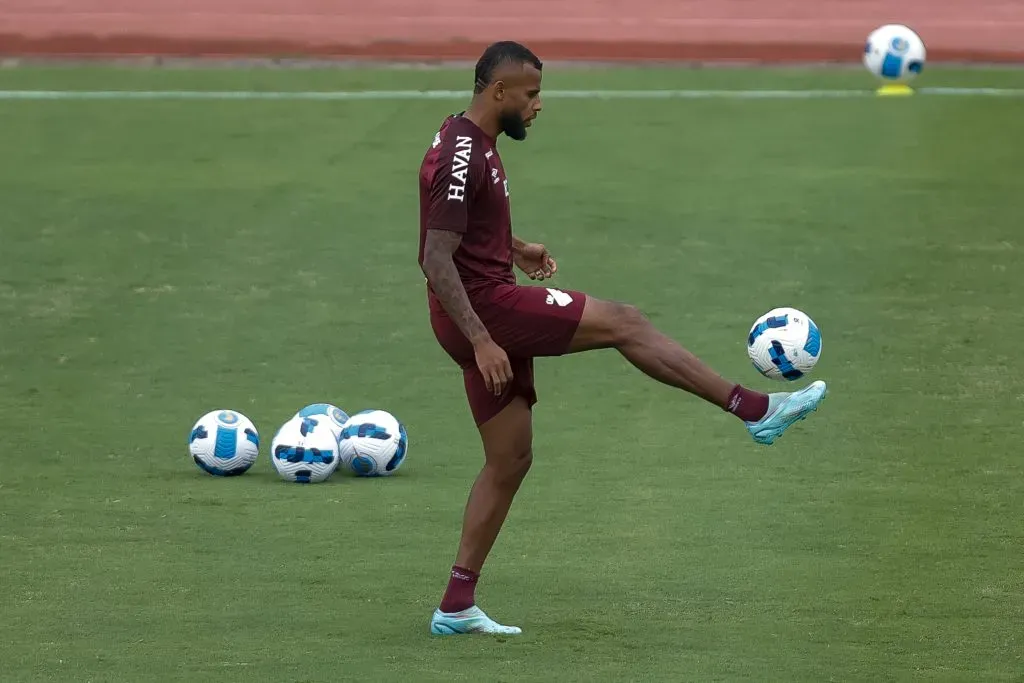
[294,403,349,442]
[338,410,409,477]
[863,24,926,82]
[189,410,260,476]
[747,307,822,381]
[271,415,340,483]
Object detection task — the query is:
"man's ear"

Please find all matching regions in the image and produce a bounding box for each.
[493,80,506,101]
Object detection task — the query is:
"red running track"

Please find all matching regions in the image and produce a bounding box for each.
[0,0,1021,62]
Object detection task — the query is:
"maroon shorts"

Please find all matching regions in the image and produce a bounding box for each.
[430,284,587,426]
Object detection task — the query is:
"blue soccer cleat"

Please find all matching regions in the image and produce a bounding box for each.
[429,606,522,636]
[746,380,827,445]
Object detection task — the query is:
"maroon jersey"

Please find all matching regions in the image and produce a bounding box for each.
[419,114,515,313]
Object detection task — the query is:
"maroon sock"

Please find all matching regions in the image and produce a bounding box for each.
[439,565,479,613]
[726,384,770,422]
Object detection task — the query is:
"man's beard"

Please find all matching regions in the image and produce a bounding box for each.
[499,109,528,141]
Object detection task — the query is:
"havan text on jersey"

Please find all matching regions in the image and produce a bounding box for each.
[447,135,473,202]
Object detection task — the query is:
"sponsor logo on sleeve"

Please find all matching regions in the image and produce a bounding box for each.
[447,136,473,202]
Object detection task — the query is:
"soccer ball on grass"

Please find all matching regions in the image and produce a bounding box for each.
[189,409,260,476]
[271,415,340,483]
[294,403,349,442]
[338,410,409,477]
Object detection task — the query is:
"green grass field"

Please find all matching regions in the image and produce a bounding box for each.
[1,65,1023,682]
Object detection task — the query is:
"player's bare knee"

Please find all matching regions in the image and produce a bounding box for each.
[515,449,533,477]
[609,303,649,346]
[504,448,532,483]
[487,447,532,487]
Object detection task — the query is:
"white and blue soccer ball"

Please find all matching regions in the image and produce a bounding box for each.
[863,24,926,82]
[294,403,349,443]
[747,307,822,381]
[338,410,408,477]
[189,409,260,476]
[271,415,340,483]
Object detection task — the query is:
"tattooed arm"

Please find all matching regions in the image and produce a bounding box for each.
[421,229,490,345]
[422,229,512,396]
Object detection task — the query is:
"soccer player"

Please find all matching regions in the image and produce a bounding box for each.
[419,41,827,636]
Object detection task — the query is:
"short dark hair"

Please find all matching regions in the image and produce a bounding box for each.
[473,41,543,94]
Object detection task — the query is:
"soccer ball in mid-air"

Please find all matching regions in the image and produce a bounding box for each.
[294,403,349,442]
[189,409,260,476]
[271,415,340,483]
[337,410,409,477]
[863,24,926,82]
[747,307,822,381]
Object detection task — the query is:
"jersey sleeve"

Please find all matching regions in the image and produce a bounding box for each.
[426,132,485,234]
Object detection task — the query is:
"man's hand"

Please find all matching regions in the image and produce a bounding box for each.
[474,337,513,396]
[513,241,557,281]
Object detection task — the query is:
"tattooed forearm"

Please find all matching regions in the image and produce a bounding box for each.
[422,230,491,346]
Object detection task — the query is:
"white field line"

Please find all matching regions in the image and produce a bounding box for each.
[0,87,1022,101]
